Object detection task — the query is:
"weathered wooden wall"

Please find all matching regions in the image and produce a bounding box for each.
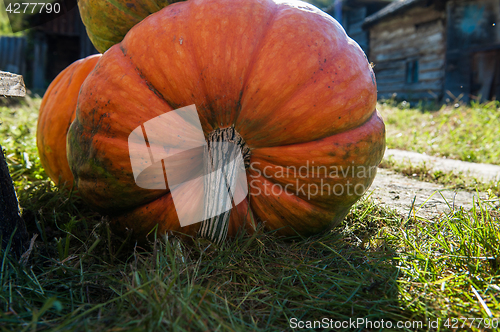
[0,36,27,77]
[445,0,500,102]
[368,4,446,100]
[31,5,98,90]
[35,4,97,58]
[0,2,98,90]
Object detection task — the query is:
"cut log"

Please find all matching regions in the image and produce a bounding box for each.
[0,71,26,97]
[0,71,28,255]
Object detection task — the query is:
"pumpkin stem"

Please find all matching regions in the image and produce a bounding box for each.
[198,127,250,245]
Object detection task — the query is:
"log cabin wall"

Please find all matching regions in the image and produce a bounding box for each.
[322,1,393,63]
[368,3,447,101]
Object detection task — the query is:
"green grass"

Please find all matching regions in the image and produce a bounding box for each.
[1,98,500,331]
[379,100,500,165]
[0,97,45,189]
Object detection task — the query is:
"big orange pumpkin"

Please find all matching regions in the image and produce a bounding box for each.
[67,0,385,243]
[78,0,184,53]
[37,54,101,186]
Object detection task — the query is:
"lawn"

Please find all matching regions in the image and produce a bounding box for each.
[378,100,500,197]
[0,98,499,331]
[380,100,500,165]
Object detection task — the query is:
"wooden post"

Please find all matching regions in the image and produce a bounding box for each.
[0,71,28,255]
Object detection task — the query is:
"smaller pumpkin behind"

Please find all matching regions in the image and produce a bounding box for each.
[37,54,101,187]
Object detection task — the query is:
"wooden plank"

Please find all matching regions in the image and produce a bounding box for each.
[372,6,444,32]
[32,38,48,90]
[372,27,445,49]
[377,84,443,94]
[0,36,27,77]
[375,63,406,78]
[377,86,443,96]
[375,78,405,86]
[0,37,7,68]
[371,31,445,54]
[376,58,444,78]
[419,53,446,63]
[372,60,405,71]
[20,38,27,77]
[378,91,441,100]
[7,37,15,72]
[0,71,26,97]
[377,80,443,92]
[371,29,445,50]
[14,37,23,74]
[373,47,445,62]
[419,58,445,71]
[374,67,405,78]
[419,70,445,81]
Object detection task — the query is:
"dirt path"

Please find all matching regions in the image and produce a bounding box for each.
[370,168,486,219]
[385,149,500,182]
[368,149,499,219]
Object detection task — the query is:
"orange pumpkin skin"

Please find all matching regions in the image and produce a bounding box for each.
[37,54,101,186]
[67,0,385,240]
[78,0,184,53]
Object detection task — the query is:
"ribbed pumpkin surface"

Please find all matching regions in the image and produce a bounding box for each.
[67,0,385,240]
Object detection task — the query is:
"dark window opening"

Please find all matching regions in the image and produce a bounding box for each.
[406,60,419,84]
[45,35,80,84]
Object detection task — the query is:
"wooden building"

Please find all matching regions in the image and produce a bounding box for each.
[0,0,98,90]
[363,0,500,102]
[29,1,98,89]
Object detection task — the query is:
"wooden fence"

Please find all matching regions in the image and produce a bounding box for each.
[0,36,27,78]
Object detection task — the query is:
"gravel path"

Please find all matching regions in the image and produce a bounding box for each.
[367,149,499,219]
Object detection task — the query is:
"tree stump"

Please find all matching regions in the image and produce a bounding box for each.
[1,71,28,255]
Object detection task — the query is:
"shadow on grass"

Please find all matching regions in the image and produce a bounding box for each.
[0,183,411,331]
